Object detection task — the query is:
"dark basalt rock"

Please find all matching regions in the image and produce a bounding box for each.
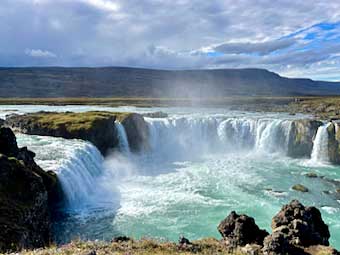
[121,113,150,152]
[262,200,331,255]
[0,156,51,252]
[218,211,269,248]
[292,184,309,192]
[112,236,131,243]
[287,120,323,158]
[0,127,60,252]
[0,127,19,157]
[263,230,292,255]
[271,200,330,247]
[327,122,340,164]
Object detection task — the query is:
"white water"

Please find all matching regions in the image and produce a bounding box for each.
[16,134,105,209]
[3,105,339,248]
[115,122,131,154]
[146,117,293,158]
[311,123,330,164]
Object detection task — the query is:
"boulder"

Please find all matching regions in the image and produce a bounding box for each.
[287,120,323,158]
[218,211,269,248]
[267,200,330,249]
[292,184,309,192]
[262,230,304,255]
[0,127,19,157]
[0,118,4,127]
[121,113,150,152]
[304,245,339,255]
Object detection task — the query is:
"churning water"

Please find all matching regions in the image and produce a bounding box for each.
[3,105,339,248]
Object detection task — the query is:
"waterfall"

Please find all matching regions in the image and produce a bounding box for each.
[146,117,293,157]
[16,134,105,209]
[311,123,330,163]
[115,121,130,154]
[56,143,104,208]
[146,117,221,158]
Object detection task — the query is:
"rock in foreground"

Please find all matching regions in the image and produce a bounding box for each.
[263,200,331,255]
[0,128,59,252]
[218,211,269,248]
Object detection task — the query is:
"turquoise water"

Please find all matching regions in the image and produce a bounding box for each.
[5,105,339,248]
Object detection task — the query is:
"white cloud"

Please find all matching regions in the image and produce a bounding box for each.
[1,0,340,80]
[82,0,119,12]
[25,49,57,58]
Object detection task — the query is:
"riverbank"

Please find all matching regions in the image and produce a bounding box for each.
[1,96,340,119]
[11,238,236,255]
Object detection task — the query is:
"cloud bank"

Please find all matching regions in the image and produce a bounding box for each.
[1,0,340,80]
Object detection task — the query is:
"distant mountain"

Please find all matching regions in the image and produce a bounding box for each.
[1,67,340,98]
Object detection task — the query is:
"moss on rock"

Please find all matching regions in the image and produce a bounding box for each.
[5,111,133,156]
[292,184,309,192]
[287,120,323,158]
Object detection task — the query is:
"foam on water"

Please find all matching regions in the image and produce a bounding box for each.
[6,105,340,248]
[16,134,105,209]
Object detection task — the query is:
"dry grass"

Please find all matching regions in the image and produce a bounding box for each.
[11,238,244,255]
[18,111,131,132]
[0,96,300,108]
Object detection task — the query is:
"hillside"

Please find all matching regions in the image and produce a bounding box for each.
[1,67,340,98]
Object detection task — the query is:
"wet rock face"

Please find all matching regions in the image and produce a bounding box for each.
[287,120,323,158]
[218,211,269,248]
[121,113,150,152]
[327,122,340,164]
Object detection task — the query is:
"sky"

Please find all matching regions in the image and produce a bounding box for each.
[1,0,340,81]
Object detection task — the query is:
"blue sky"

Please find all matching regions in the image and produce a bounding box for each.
[1,0,340,81]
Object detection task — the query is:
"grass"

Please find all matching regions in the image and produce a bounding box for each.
[17,111,132,132]
[288,96,340,119]
[11,238,245,255]
[0,96,302,108]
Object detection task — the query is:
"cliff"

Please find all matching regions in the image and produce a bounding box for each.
[0,127,59,252]
[5,111,150,155]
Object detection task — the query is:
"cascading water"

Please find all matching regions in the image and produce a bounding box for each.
[115,121,131,154]
[311,123,331,163]
[6,105,340,248]
[147,117,293,157]
[16,134,105,209]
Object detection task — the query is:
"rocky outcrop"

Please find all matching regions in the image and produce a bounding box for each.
[287,120,323,158]
[218,201,337,255]
[327,122,340,164]
[263,200,331,255]
[5,111,149,155]
[121,113,150,152]
[142,111,168,118]
[218,211,269,249]
[0,127,59,252]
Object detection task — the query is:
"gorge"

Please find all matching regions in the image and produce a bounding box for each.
[0,105,340,253]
